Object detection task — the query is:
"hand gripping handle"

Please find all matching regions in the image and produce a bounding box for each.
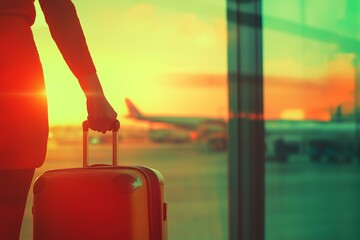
[82,120,120,167]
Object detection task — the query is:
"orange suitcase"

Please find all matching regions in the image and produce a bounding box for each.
[32,121,168,240]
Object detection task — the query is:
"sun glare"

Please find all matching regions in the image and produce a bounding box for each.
[280,109,305,120]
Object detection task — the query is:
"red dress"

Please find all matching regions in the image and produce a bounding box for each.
[0,0,96,168]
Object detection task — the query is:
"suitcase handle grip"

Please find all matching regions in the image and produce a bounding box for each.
[82,120,120,167]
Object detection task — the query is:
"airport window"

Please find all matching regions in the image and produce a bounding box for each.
[22,1,360,239]
[263,0,360,239]
[22,1,229,240]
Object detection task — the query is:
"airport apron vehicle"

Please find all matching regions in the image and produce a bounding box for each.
[33,120,168,240]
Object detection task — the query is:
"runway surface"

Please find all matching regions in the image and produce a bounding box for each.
[20,141,360,240]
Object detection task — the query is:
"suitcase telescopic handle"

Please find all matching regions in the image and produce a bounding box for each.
[82,120,120,167]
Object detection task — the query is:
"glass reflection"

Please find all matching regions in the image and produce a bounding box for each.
[264,0,360,239]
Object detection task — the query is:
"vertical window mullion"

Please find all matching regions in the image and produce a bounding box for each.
[227,1,264,240]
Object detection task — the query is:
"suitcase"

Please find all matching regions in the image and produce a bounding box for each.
[32,120,168,240]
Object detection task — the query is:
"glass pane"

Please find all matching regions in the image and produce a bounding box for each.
[264,0,360,239]
[21,1,228,240]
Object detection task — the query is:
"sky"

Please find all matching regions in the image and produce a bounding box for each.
[263,0,360,120]
[32,0,228,126]
[31,0,360,125]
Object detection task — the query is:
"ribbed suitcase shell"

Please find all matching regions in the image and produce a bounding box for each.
[33,165,167,240]
[32,121,167,240]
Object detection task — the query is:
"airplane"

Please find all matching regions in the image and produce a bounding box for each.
[125,98,226,130]
[124,98,228,149]
[125,98,360,162]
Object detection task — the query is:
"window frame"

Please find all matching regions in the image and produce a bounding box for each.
[227,1,265,240]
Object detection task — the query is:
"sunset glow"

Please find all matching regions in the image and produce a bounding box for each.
[31,0,359,125]
[32,1,227,126]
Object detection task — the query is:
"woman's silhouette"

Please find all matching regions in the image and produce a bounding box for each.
[0,0,117,239]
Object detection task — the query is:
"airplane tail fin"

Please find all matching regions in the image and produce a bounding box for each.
[125,98,143,119]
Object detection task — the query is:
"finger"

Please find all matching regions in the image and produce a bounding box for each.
[87,117,106,133]
[88,117,117,133]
